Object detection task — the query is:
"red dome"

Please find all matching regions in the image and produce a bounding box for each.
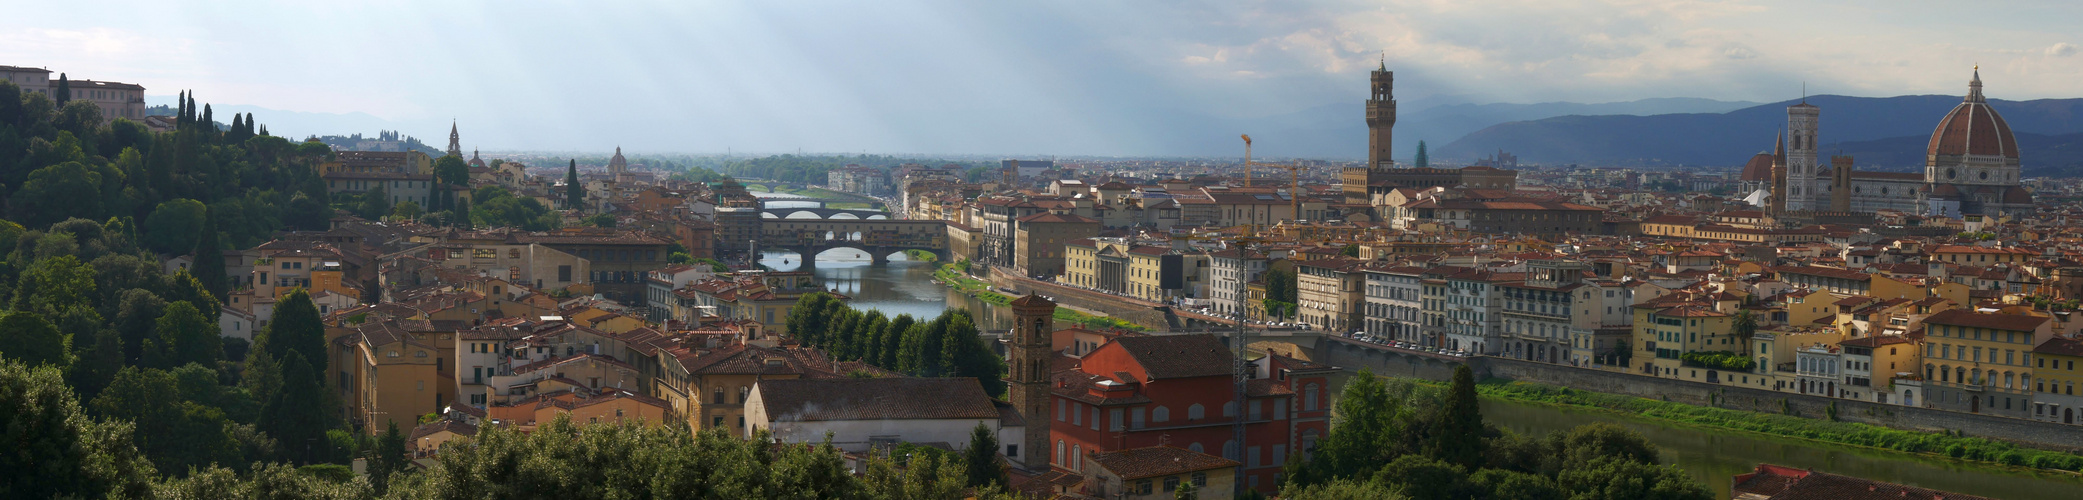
[1926,71,2019,159]
[1738,152,1775,182]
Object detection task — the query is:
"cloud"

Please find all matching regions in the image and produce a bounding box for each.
[2050,43,2078,57]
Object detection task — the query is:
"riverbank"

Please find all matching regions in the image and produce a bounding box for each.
[932,263,1143,331]
[1474,378,2083,474]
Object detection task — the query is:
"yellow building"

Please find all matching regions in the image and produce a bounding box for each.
[344,320,447,434]
[1922,310,2051,418]
[656,344,813,433]
[2031,336,2083,425]
[1126,245,1171,302]
[1931,245,2035,266]
[1632,302,1735,381]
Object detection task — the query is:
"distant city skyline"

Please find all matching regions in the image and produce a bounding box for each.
[5,1,2079,157]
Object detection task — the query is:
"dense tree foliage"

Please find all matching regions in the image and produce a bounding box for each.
[785,293,1006,397]
[1283,368,1711,500]
[469,186,558,231]
[1262,267,1297,319]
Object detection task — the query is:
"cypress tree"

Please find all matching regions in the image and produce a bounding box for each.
[190,207,228,300]
[54,73,70,105]
[175,90,186,126]
[201,104,214,133]
[1414,141,1430,168]
[454,197,473,230]
[185,93,196,124]
[229,114,243,138]
[565,159,584,211]
[1429,365,1486,469]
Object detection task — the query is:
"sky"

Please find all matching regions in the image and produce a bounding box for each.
[5,0,2079,157]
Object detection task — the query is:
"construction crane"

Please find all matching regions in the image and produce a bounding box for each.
[1240,134,1254,188]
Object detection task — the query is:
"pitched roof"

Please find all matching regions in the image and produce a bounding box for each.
[1923,309,2048,332]
[1088,447,1240,480]
[754,378,1000,422]
[1111,335,1232,380]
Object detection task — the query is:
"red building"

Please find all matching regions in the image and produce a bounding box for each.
[1047,334,1334,494]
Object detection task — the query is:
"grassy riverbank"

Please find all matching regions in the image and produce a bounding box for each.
[902,249,938,262]
[933,263,1143,331]
[1476,379,2083,473]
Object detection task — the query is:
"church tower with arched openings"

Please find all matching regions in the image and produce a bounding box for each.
[1785,100,1821,211]
[1007,294,1057,471]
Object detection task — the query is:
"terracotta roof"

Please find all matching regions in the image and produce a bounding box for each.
[1110,335,1232,380]
[1923,309,2048,332]
[754,377,1000,422]
[2034,336,2083,357]
[1087,446,1239,480]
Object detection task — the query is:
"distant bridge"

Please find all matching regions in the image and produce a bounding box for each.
[758,219,947,266]
[757,199,889,220]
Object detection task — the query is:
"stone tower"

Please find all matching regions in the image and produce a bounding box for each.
[1829,155,1854,212]
[1007,293,1057,471]
[1785,102,1820,211]
[446,120,462,158]
[1770,131,1787,215]
[1366,59,1396,169]
[1346,59,1397,204]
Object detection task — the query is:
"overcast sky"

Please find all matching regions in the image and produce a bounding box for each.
[6,0,2078,156]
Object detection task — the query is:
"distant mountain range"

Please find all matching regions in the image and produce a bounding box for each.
[1176,97,1761,161]
[1434,94,2083,174]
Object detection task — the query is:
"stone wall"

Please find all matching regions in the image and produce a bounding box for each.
[1310,337,2083,452]
[983,268,1171,329]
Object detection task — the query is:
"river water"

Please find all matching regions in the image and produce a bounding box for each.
[755,196,2076,498]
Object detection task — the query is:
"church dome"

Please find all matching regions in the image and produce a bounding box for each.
[1738,152,1775,182]
[1927,69,2019,160]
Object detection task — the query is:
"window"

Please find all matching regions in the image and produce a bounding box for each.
[1057,399,1066,421]
[1109,409,1124,431]
[1090,407,1100,431]
[1192,472,1208,487]
[1187,404,1204,420]
[1134,479,1152,495]
[1154,406,1170,422]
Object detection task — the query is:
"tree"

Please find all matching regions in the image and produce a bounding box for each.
[260,351,332,464]
[1174,480,1199,500]
[12,161,106,227]
[1339,244,1360,257]
[964,422,1007,488]
[1429,365,1486,470]
[66,328,124,402]
[113,288,167,364]
[254,289,327,383]
[368,420,409,494]
[1305,369,1420,483]
[190,206,228,300]
[1370,455,1474,499]
[146,301,221,370]
[1414,141,1429,168]
[434,154,470,187]
[0,359,158,499]
[585,213,616,228]
[453,197,473,230]
[0,311,69,367]
[392,200,423,221]
[54,72,69,105]
[91,366,243,475]
[1731,310,1758,339]
[565,159,584,211]
[357,185,391,220]
[1555,457,1711,500]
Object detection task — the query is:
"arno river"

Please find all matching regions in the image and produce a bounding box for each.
[759,197,2078,499]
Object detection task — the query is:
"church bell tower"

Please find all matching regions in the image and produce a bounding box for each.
[1007,294,1057,471]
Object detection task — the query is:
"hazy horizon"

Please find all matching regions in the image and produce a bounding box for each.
[9,1,2079,159]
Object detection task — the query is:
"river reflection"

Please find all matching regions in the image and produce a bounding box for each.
[757,251,1013,330]
[1481,398,2081,499]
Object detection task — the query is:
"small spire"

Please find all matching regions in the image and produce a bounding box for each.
[1379,51,1386,71]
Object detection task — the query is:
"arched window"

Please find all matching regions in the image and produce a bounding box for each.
[1223,401,1238,418]
[1187,404,1205,420]
[1188,442,1204,454]
[712,386,725,404]
[1154,406,1171,423]
[739,386,750,403]
[1073,444,1082,469]
[1055,440,1064,466]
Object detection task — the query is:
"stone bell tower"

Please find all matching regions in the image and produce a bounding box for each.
[1007,294,1057,471]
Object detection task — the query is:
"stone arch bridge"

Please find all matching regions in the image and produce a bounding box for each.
[758,219,947,266]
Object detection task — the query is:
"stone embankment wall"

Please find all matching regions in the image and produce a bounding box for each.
[981,268,1171,329]
[1315,337,2083,451]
